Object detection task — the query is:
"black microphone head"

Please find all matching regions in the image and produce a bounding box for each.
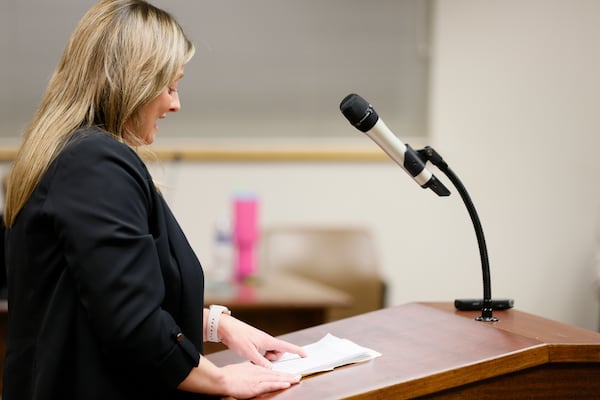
[339,93,379,132]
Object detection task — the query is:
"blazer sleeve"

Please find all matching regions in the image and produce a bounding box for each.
[44,133,199,387]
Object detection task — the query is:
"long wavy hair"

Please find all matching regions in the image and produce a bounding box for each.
[4,0,195,227]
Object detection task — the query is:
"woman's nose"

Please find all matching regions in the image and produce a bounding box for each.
[170,93,181,112]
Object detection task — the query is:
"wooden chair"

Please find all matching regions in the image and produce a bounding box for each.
[259,226,386,322]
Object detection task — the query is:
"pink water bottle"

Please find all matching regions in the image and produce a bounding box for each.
[233,193,259,281]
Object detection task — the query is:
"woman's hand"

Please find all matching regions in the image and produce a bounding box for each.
[220,361,301,399]
[178,355,301,399]
[218,314,307,367]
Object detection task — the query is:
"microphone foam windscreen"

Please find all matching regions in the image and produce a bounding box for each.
[339,93,379,132]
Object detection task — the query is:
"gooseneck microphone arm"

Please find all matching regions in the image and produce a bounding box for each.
[418,147,496,322]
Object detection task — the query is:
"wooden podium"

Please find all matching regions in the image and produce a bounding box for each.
[207,302,600,399]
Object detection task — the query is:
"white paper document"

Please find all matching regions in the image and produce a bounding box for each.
[271,333,381,376]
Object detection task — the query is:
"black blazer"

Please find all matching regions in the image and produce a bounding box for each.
[3,128,209,399]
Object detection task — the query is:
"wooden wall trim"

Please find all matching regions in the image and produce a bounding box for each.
[0,146,388,163]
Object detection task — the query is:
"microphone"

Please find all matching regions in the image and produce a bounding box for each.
[340,93,450,197]
[341,93,510,322]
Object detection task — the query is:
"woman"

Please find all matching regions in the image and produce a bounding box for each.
[2,1,305,399]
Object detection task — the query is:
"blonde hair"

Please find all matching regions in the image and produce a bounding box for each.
[4,0,194,227]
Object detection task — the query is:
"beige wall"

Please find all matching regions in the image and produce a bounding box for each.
[2,0,600,331]
[151,0,600,331]
[429,0,600,330]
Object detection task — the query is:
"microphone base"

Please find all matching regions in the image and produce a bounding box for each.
[475,314,499,322]
[477,302,499,322]
[454,298,514,311]
[455,298,514,323]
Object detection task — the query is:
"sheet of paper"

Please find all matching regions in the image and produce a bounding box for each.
[272,333,381,376]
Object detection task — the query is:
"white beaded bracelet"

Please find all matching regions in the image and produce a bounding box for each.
[207,305,231,343]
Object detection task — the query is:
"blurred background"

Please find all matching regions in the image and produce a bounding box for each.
[1,0,599,332]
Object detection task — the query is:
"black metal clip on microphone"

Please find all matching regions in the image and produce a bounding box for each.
[340,93,513,322]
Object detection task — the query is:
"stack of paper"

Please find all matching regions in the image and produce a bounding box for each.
[271,333,381,376]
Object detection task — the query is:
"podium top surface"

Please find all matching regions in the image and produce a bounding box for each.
[208,302,600,399]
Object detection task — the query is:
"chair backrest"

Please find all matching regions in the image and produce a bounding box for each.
[260,226,385,321]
